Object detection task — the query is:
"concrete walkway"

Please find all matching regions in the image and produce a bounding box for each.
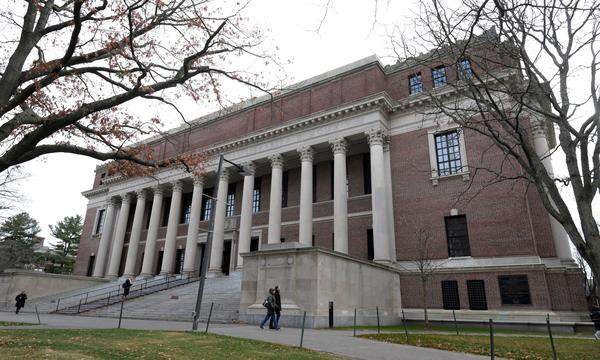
[0,311,488,360]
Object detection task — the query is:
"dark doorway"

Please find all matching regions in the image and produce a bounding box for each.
[174,248,185,274]
[222,240,231,275]
[367,229,374,261]
[118,247,127,276]
[155,250,164,275]
[86,255,95,277]
[196,243,206,274]
[250,237,259,252]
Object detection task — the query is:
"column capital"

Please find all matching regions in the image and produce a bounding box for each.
[152,185,164,196]
[135,189,147,200]
[120,193,133,204]
[193,175,205,187]
[107,196,119,207]
[171,180,183,193]
[383,137,391,152]
[242,162,256,176]
[366,128,385,147]
[269,154,284,169]
[329,137,347,155]
[298,146,314,162]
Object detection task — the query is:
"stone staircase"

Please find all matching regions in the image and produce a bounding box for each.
[84,272,242,323]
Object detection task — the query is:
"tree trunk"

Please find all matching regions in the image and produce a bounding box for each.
[422,278,429,329]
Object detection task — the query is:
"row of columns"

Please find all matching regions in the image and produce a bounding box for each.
[93,129,397,278]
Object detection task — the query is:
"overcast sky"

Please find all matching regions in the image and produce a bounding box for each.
[8,0,597,246]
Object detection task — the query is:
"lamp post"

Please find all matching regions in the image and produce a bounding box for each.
[192,154,247,331]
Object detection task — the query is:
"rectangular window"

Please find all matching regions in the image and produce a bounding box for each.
[181,193,192,224]
[312,164,317,202]
[95,209,106,234]
[250,237,259,252]
[329,160,334,200]
[498,275,532,305]
[99,172,106,185]
[445,215,471,257]
[441,280,460,310]
[252,177,262,213]
[363,154,372,194]
[201,188,213,221]
[162,197,171,227]
[458,58,473,79]
[435,131,463,176]
[225,184,236,217]
[467,280,488,310]
[367,229,374,261]
[282,171,289,208]
[409,73,423,94]
[432,65,447,87]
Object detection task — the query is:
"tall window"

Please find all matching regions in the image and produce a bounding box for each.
[162,197,171,226]
[441,280,460,310]
[498,275,532,305]
[95,209,106,234]
[225,184,236,217]
[445,215,471,257]
[181,193,192,224]
[409,73,423,94]
[367,229,374,261]
[432,65,447,87]
[458,58,473,79]
[363,154,372,194]
[282,171,289,207]
[312,164,317,202]
[99,172,106,185]
[201,188,213,221]
[435,131,463,176]
[329,160,334,200]
[252,177,262,213]
[467,280,488,310]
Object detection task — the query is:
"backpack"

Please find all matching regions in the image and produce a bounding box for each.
[262,297,272,309]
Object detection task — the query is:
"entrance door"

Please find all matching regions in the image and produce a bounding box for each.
[174,249,185,274]
[86,255,95,276]
[196,243,206,274]
[155,251,164,275]
[222,240,231,276]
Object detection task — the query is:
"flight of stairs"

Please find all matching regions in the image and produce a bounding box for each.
[84,272,242,323]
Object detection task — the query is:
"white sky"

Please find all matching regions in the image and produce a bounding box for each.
[8,0,597,246]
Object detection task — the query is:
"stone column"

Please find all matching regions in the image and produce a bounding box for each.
[182,177,204,275]
[92,198,117,277]
[366,129,391,263]
[298,146,314,246]
[160,180,184,274]
[532,123,573,260]
[209,169,230,273]
[106,194,132,277]
[383,140,397,262]
[123,190,147,276]
[140,186,163,277]
[267,154,284,244]
[330,138,349,254]
[237,162,256,268]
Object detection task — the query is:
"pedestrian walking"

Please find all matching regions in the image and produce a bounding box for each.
[122,278,132,297]
[260,288,278,330]
[270,285,281,329]
[590,305,600,339]
[14,291,27,314]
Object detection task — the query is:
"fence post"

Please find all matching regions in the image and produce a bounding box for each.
[546,314,557,360]
[167,276,170,289]
[117,299,124,329]
[300,311,307,348]
[353,308,357,337]
[77,299,82,313]
[205,302,214,333]
[107,292,111,305]
[489,319,494,360]
[376,306,381,334]
[55,298,61,312]
[34,305,41,325]
[85,292,89,304]
[401,309,409,343]
[453,309,459,335]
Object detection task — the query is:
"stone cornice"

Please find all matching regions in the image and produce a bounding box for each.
[81,186,109,199]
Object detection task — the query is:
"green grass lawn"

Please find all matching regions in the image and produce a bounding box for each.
[0,329,339,359]
[0,321,36,326]
[360,333,600,360]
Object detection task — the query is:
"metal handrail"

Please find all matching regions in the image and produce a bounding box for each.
[54,273,197,313]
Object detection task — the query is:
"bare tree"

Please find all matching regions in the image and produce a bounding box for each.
[392,0,600,289]
[400,226,448,328]
[0,0,279,178]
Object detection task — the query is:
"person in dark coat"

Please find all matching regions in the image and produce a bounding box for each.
[15,291,27,314]
[590,305,600,339]
[260,288,277,330]
[122,278,132,297]
[270,286,281,329]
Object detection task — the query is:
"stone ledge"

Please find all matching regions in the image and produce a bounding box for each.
[1,269,108,283]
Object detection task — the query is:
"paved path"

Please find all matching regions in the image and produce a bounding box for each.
[0,311,487,360]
